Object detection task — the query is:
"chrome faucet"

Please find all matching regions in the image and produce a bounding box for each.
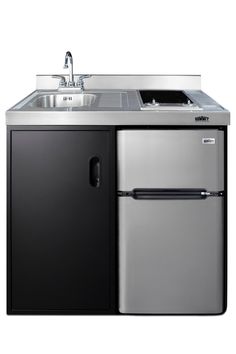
[52,51,92,90]
[63,51,75,87]
[76,74,92,92]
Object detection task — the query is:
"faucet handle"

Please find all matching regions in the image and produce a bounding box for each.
[79,74,92,79]
[52,75,66,87]
[76,74,92,90]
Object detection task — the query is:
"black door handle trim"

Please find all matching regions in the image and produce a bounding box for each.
[117,189,224,200]
[89,156,101,188]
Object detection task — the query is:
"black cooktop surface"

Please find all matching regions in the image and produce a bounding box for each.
[139,90,192,105]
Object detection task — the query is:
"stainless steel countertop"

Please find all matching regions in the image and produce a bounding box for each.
[6,75,230,125]
[9,90,140,112]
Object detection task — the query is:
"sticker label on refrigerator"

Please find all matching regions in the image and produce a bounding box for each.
[202,138,215,144]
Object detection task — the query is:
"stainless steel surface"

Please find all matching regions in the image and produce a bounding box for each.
[6,75,230,125]
[118,129,225,314]
[6,110,230,125]
[36,75,202,91]
[141,104,201,111]
[9,90,135,111]
[141,102,201,111]
[63,51,74,87]
[119,197,224,314]
[118,130,224,191]
[28,93,96,108]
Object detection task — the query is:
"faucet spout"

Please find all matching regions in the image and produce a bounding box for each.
[52,51,92,90]
[64,51,74,87]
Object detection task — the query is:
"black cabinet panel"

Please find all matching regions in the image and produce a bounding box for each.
[8,129,116,313]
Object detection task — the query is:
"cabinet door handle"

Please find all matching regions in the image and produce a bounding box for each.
[89,157,101,187]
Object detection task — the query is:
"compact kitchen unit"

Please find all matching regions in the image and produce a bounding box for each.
[6,57,230,315]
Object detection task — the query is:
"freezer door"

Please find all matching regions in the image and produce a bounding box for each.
[119,197,224,314]
[118,130,224,191]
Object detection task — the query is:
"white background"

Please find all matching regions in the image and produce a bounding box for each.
[0,0,235,353]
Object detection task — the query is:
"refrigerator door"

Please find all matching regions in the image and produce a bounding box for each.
[118,130,224,191]
[118,129,225,314]
[119,196,224,314]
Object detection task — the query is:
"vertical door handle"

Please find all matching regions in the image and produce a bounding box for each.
[89,157,101,187]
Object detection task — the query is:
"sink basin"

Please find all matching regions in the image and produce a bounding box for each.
[29,93,96,108]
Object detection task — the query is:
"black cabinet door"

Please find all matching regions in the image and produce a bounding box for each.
[8,129,116,314]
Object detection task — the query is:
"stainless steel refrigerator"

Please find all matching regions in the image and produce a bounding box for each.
[118,129,225,314]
